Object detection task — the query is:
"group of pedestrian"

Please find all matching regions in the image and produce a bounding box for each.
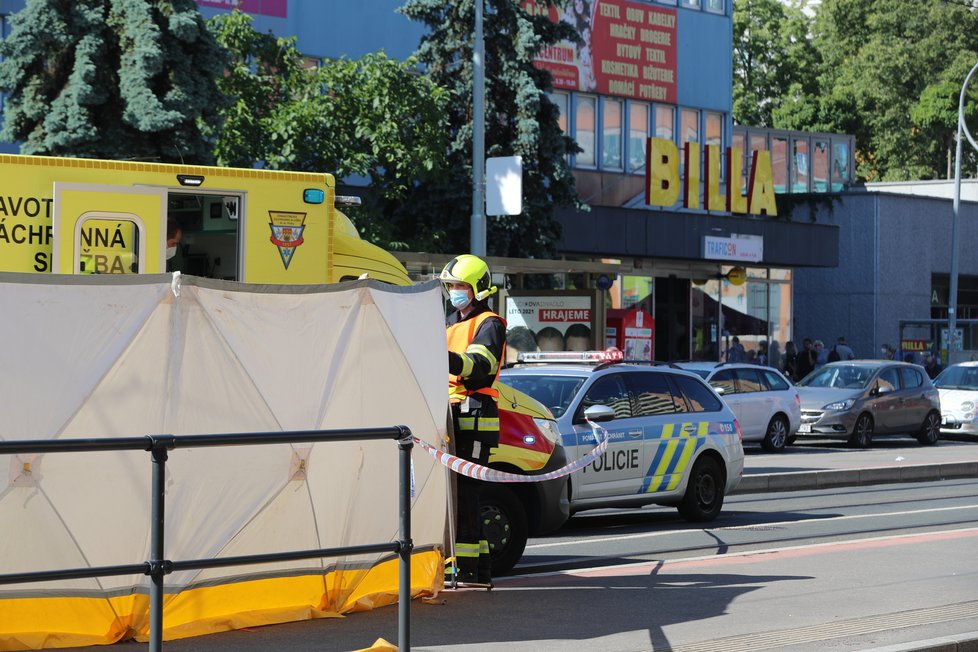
[781,335,855,382]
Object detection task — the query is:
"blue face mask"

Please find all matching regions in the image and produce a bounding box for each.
[449,289,471,309]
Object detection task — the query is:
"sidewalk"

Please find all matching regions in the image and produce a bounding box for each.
[737,436,978,494]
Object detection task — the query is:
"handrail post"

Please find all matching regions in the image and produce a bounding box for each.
[148,436,173,652]
[397,426,414,652]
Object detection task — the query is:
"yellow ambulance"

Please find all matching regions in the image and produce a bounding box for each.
[0,153,410,284]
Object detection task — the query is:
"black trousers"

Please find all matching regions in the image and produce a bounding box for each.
[451,401,498,580]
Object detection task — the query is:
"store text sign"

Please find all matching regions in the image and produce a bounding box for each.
[703,234,763,263]
[525,0,677,103]
[645,138,778,217]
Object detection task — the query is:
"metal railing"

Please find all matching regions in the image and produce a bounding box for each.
[0,426,415,651]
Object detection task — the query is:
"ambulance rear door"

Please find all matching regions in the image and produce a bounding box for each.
[51,183,167,274]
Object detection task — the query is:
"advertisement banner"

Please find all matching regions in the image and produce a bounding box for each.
[526,0,678,103]
[505,292,596,362]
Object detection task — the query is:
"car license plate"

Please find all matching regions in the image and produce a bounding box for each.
[798,423,812,433]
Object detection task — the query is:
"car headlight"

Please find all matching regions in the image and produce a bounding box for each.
[823,399,855,411]
[532,417,562,445]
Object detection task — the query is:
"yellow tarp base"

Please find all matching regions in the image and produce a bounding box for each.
[0,551,443,651]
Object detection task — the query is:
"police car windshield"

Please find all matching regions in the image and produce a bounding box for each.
[501,375,586,418]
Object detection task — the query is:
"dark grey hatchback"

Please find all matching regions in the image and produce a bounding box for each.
[794,361,942,448]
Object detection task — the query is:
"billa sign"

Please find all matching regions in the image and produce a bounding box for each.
[645,138,778,217]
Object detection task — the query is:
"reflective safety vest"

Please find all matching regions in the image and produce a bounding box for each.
[447,310,504,404]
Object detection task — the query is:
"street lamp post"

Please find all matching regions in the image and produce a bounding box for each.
[948,61,978,364]
[471,0,486,257]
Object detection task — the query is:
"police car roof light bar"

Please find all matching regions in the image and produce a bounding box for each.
[516,349,624,364]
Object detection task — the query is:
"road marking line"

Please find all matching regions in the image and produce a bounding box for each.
[526,503,978,550]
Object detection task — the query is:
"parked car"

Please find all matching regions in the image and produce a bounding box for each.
[933,361,978,437]
[499,350,744,529]
[794,360,942,448]
[672,362,801,452]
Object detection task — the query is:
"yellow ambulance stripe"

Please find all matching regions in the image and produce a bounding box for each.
[489,443,551,470]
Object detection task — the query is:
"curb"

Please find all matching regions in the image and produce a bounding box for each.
[866,631,978,651]
[733,461,978,495]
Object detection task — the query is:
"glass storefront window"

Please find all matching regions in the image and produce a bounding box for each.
[812,140,829,192]
[705,112,722,147]
[706,112,723,180]
[691,276,721,361]
[655,104,674,140]
[680,108,699,173]
[792,138,809,192]
[733,131,746,187]
[771,137,788,193]
[769,268,792,281]
[575,95,596,167]
[629,102,649,173]
[549,92,568,134]
[832,140,850,190]
[602,98,623,170]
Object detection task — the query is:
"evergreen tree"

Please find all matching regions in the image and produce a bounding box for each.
[0,0,225,163]
[398,0,584,258]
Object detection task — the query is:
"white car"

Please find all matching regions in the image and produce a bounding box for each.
[673,362,801,452]
[934,361,978,437]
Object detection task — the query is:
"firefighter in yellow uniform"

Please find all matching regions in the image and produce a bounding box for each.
[441,254,505,585]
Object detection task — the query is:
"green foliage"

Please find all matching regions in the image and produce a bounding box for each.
[733,0,818,128]
[207,10,450,248]
[737,0,978,181]
[809,0,978,180]
[397,0,583,258]
[0,0,225,163]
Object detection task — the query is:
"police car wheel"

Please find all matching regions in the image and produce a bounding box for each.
[480,485,528,577]
[678,456,724,522]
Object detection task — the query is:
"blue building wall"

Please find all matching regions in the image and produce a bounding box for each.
[195,1,425,60]
[792,191,978,360]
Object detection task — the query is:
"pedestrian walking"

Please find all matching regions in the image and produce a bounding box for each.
[795,338,817,380]
[782,340,798,380]
[814,339,828,368]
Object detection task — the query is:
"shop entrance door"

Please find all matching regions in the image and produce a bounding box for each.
[655,276,690,361]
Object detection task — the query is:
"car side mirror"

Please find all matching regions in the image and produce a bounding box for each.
[711,384,725,396]
[875,384,891,395]
[583,405,616,423]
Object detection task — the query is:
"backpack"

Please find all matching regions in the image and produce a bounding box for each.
[827,345,841,363]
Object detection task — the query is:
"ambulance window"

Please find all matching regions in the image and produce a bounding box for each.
[79,218,139,274]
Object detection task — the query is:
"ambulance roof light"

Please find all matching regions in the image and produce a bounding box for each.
[177,174,204,187]
[335,195,362,207]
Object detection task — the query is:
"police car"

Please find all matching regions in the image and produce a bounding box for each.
[499,350,744,523]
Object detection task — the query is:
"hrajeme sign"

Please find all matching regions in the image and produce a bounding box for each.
[644,137,778,217]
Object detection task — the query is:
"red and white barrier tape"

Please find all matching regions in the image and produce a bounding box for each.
[413,421,609,483]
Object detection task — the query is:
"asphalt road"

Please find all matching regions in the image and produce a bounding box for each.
[65,437,978,652]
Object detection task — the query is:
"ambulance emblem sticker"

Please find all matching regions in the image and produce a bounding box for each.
[268,211,306,269]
